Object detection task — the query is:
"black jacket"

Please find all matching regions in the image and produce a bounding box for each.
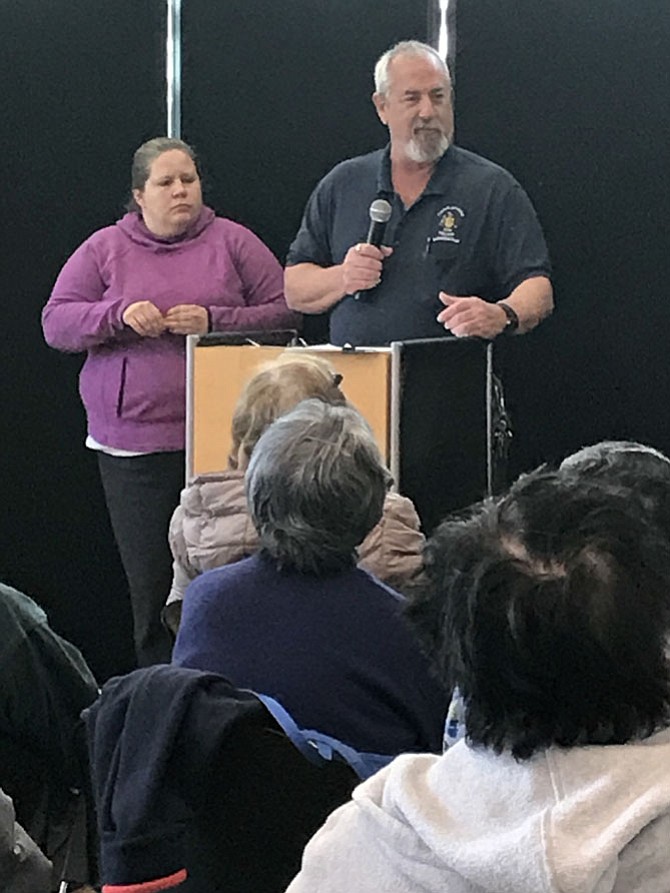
[84,665,357,893]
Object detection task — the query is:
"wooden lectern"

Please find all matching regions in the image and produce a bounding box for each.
[186,334,504,534]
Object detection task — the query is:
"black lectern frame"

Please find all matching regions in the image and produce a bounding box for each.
[391,337,500,534]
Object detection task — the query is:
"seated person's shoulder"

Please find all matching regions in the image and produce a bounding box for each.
[183,553,261,600]
[178,470,246,517]
[349,565,406,606]
[0,581,97,694]
[0,582,47,631]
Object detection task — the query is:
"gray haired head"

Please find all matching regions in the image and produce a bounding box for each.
[126,136,199,212]
[374,40,450,97]
[560,440,670,537]
[246,399,391,574]
[560,440,670,474]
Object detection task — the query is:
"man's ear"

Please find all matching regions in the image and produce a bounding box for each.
[372,92,387,125]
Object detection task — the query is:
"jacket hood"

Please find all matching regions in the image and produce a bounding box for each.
[115,205,215,250]
[312,729,670,893]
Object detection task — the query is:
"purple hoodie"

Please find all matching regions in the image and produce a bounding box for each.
[42,208,298,452]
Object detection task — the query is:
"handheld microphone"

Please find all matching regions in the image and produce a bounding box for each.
[353,198,392,300]
[365,198,392,247]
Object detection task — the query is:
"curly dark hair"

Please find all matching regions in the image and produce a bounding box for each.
[407,468,670,760]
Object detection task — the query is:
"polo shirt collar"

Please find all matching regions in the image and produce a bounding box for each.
[376,144,454,198]
[376,146,395,196]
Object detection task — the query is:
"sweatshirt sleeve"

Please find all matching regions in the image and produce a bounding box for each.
[42,239,132,352]
[208,226,301,333]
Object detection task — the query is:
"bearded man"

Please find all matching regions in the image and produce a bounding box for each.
[285,40,553,346]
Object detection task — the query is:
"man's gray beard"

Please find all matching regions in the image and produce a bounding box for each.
[405,131,450,164]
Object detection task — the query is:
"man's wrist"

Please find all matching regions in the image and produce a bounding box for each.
[497,301,519,335]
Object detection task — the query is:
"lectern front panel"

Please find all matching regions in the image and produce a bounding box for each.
[188,343,391,478]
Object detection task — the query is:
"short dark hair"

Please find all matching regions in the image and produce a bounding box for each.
[126,137,199,212]
[246,399,390,575]
[560,440,670,535]
[407,469,670,760]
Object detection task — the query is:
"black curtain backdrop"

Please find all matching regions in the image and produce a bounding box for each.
[2,0,166,680]
[454,0,670,474]
[182,1,430,257]
[1,0,429,677]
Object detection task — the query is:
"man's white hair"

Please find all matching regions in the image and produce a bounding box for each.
[374,40,450,96]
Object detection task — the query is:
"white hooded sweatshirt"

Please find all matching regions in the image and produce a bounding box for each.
[286,728,670,893]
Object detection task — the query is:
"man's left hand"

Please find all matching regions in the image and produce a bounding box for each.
[437,293,507,339]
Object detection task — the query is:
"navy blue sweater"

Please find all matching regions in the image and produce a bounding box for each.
[172,553,447,755]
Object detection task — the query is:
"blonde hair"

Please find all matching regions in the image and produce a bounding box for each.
[228,352,346,470]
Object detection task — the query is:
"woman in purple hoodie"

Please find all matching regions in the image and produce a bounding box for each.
[42,137,298,666]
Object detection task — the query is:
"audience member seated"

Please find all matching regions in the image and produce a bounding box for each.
[443,439,670,751]
[0,581,99,891]
[0,786,52,893]
[173,399,448,759]
[164,351,425,635]
[285,467,670,892]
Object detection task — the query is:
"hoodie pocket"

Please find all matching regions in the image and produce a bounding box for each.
[80,345,185,426]
[116,347,185,424]
[116,357,127,416]
[79,351,125,425]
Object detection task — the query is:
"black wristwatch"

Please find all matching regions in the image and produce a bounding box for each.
[498,302,519,335]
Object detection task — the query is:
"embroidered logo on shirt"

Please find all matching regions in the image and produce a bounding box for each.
[434,205,465,244]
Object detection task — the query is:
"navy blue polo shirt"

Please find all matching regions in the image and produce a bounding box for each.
[287,146,551,346]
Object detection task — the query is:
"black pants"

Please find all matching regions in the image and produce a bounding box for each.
[97,451,185,666]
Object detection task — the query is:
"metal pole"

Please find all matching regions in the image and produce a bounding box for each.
[166,0,182,138]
